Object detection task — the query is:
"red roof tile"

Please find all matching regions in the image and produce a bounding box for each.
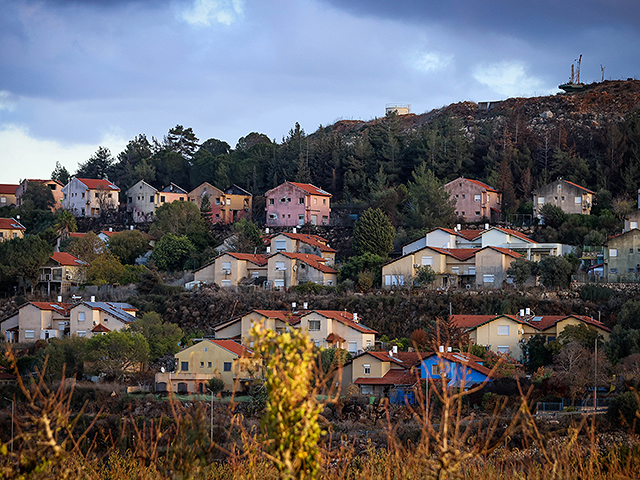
[289,182,332,197]
[253,310,302,324]
[27,302,72,316]
[279,252,337,274]
[0,184,18,195]
[308,310,377,334]
[278,233,336,252]
[92,323,110,333]
[355,369,418,386]
[465,178,499,193]
[208,339,252,357]
[481,246,523,259]
[76,178,120,191]
[428,247,479,261]
[0,218,25,230]
[51,252,89,267]
[488,227,534,243]
[225,253,268,266]
[423,352,500,378]
[563,180,595,194]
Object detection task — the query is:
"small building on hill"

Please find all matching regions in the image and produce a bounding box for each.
[444,177,501,223]
[532,179,594,219]
[265,181,331,227]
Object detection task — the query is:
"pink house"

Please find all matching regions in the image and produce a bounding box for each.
[444,177,501,223]
[265,182,331,227]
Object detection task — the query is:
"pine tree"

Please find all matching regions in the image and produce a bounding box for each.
[352,208,395,258]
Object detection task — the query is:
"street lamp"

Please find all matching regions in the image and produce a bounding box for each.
[206,388,214,440]
[3,397,14,454]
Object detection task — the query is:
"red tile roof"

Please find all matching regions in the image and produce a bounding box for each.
[278,233,336,252]
[50,252,89,267]
[253,310,302,324]
[465,178,499,193]
[423,352,499,378]
[428,247,479,261]
[0,218,25,231]
[208,339,252,357]
[563,180,595,194]
[364,350,428,366]
[91,323,110,333]
[27,302,72,316]
[68,232,86,238]
[225,253,268,266]
[279,252,337,274]
[487,227,533,243]
[76,178,120,191]
[100,230,117,238]
[450,315,498,329]
[306,310,377,334]
[0,184,18,195]
[326,332,345,343]
[354,369,418,386]
[525,314,611,332]
[435,228,482,241]
[289,182,332,197]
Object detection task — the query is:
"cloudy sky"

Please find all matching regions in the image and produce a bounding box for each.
[1,0,638,183]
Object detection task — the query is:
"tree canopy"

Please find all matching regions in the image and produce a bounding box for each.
[352,208,395,258]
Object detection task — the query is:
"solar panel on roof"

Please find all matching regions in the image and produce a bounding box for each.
[532,316,543,322]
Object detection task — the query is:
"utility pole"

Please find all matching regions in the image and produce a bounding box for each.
[207,388,214,440]
[594,335,602,412]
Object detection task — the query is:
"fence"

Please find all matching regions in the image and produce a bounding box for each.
[536,397,611,413]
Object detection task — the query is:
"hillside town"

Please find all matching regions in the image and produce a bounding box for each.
[3,82,640,478]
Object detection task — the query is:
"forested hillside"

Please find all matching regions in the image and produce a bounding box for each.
[57,79,640,227]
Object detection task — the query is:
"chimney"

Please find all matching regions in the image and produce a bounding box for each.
[292,227,297,234]
[109,227,112,232]
[525,307,531,315]
[57,295,62,302]
[392,345,398,354]
[353,313,358,323]
[265,227,269,234]
[389,350,394,358]
[447,347,452,352]
[292,302,297,309]
[519,309,525,317]
[439,346,444,353]
[266,246,271,254]
[90,296,96,302]
[303,302,308,310]
[456,224,461,231]
[485,223,489,230]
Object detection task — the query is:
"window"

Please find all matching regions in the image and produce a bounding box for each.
[252,271,260,278]
[497,325,510,336]
[308,320,320,331]
[204,346,208,352]
[221,280,231,287]
[200,362,204,368]
[631,222,638,229]
[181,361,189,371]
[274,279,285,287]
[103,318,108,323]
[422,256,433,266]
[475,211,480,216]
[226,199,231,205]
[575,196,582,204]
[275,240,286,251]
[222,262,231,270]
[366,339,372,348]
[25,330,35,339]
[77,331,86,337]
[128,197,132,203]
[314,198,317,205]
[78,312,85,322]
[361,385,373,395]
[298,215,304,224]
[561,196,565,201]
[610,249,617,257]
[461,211,465,216]
[468,267,476,275]
[275,261,286,270]
[538,197,545,205]
[385,274,404,286]
[497,346,510,354]
[451,267,459,274]
[208,362,212,368]
[431,364,442,376]
[609,268,618,273]
[554,196,558,201]
[348,341,357,353]
[363,364,371,375]
[161,196,166,202]
[462,194,465,199]
[474,194,481,202]
[299,197,305,204]
[223,362,232,372]
[631,248,635,254]
[483,274,495,283]
[323,199,326,205]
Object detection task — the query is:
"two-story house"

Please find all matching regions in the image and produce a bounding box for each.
[68,301,138,338]
[154,339,257,394]
[444,177,501,222]
[532,179,594,219]
[1,301,71,343]
[268,232,336,265]
[125,180,158,222]
[62,178,120,217]
[267,252,337,288]
[0,184,18,207]
[265,182,331,227]
[0,217,25,242]
[15,179,64,210]
[604,229,640,282]
[189,183,252,224]
[157,183,188,207]
[40,252,89,294]
[201,253,268,287]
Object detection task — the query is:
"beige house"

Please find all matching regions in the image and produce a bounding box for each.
[125,180,158,222]
[344,351,422,396]
[0,184,18,207]
[1,301,72,343]
[0,217,25,242]
[212,253,268,287]
[213,309,376,356]
[474,246,522,289]
[604,229,640,282]
[154,339,258,394]
[267,252,337,288]
[268,232,336,266]
[16,179,64,210]
[382,246,477,289]
[40,252,89,294]
[452,312,611,359]
[444,177,501,222]
[532,179,594,219]
[69,301,137,338]
[188,183,252,224]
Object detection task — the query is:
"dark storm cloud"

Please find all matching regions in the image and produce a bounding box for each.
[320,0,640,40]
